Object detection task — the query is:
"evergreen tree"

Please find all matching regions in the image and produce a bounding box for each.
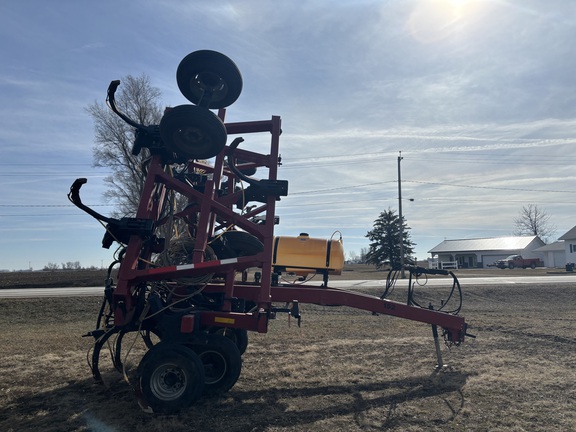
[365,208,415,269]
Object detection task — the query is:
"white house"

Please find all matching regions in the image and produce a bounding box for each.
[428,235,546,269]
[532,241,566,268]
[558,226,576,265]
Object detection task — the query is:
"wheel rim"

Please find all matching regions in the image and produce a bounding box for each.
[138,342,206,413]
[176,50,243,108]
[150,362,188,401]
[159,105,226,160]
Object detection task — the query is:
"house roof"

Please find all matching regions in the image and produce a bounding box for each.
[428,236,541,254]
[533,241,564,252]
[559,226,576,241]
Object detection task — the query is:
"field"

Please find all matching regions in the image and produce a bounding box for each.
[0,269,110,289]
[0,267,575,431]
[0,263,557,288]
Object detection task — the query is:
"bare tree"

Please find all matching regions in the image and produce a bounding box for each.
[513,204,556,242]
[61,261,81,270]
[86,74,163,216]
[347,251,359,263]
[359,247,369,264]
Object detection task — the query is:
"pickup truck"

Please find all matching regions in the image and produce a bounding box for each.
[495,255,543,269]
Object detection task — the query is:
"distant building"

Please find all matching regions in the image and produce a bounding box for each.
[428,235,546,269]
[558,226,576,265]
[532,241,565,268]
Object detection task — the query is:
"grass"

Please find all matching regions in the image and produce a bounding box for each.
[1,277,575,431]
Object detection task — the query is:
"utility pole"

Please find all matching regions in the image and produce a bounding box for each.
[398,152,405,279]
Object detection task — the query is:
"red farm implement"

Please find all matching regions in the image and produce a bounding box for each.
[69,50,471,414]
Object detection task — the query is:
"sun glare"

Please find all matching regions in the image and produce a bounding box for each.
[408,0,487,43]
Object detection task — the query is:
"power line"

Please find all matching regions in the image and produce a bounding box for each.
[405,180,574,194]
[0,204,111,207]
[290,181,396,195]
[282,150,576,167]
[0,173,112,177]
[0,213,90,217]
[2,175,574,216]
[0,163,96,166]
[287,178,576,197]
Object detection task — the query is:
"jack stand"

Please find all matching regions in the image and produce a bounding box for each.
[431,324,445,369]
[428,303,446,369]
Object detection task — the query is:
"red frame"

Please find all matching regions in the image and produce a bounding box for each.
[111,112,280,326]
[109,111,467,344]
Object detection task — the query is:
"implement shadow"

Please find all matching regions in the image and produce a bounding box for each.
[197,368,471,430]
[0,377,132,432]
[0,369,470,431]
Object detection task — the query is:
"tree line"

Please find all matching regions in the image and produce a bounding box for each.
[43,262,101,271]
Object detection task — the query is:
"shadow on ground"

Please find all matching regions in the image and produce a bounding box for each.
[0,369,470,431]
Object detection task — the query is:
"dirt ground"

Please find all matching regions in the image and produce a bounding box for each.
[0,267,575,431]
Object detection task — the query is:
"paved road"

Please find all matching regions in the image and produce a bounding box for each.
[328,275,576,288]
[0,286,104,298]
[1,275,574,298]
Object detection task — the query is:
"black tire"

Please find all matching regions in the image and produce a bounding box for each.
[211,327,249,355]
[137,342,205,414]
[160,105,227,160]
[236,159,257,176]
[177,50,243,109]
[225,231,264,256]
[211,230,264,259]
[508,263,514,269]
[190,334,242,396]
[530,263,536,269]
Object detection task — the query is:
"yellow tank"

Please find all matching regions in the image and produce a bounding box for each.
[272,233,344,277]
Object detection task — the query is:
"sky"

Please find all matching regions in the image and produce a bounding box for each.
[2,0,576,271]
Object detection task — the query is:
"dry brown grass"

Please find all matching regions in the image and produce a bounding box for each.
[1,277,575,431]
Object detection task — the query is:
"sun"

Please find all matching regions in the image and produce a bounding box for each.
[447,0,472,6]
[444,0,489,14]
[408,0,486,43]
